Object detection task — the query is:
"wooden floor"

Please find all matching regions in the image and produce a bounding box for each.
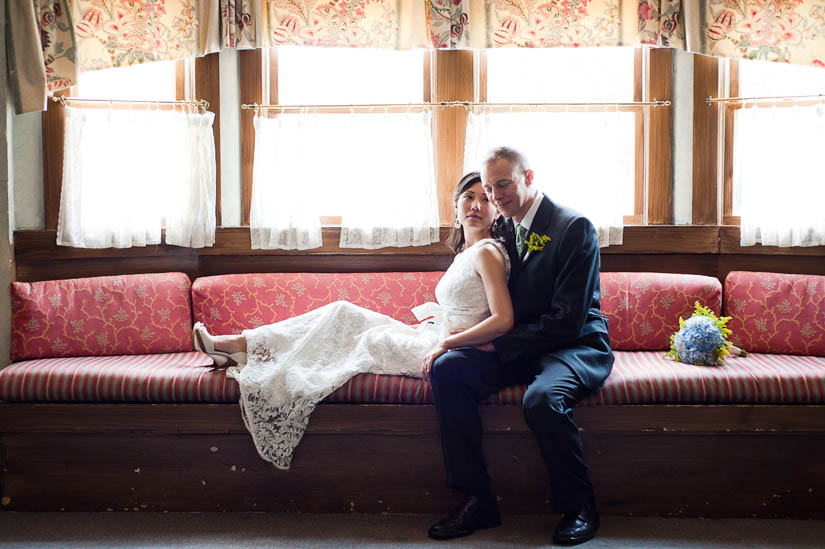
[2,403,825,517]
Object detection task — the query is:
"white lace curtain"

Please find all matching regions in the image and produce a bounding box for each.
[463,111,634,247]
[735,104,825,247]
[57,107,217,248]
[250,111,439,250]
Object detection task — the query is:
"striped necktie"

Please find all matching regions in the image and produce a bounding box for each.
[515,223,528,258]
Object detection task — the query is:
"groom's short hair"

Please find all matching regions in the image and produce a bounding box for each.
[482,146,531,176]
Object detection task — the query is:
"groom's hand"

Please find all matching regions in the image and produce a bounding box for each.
[474,342,495,352]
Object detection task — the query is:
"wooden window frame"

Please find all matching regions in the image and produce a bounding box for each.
[41,56,222,229]
[241,47,670,229]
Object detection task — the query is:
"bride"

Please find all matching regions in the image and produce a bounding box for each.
[193,172,513,469]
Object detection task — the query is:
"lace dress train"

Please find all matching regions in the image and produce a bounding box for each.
[227,238,509,469]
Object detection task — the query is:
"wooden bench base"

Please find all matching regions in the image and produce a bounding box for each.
[2,403,824,517]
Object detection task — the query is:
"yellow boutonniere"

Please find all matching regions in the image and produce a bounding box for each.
[526,232,551,253]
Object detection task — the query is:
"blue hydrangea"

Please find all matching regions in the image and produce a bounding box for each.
[671,316,728,366]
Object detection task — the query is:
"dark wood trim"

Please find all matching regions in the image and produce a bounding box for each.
[42,90,68,231]
[14,226,719,262]
[647,48,673,224]
[600,226,717,255]
[14,226,825,283]
[723,59,739,225]
[239,49,263,226]
[195,53,222,226]
[3,402,825,516]
[5,403,825,436]
[692,54,720,225]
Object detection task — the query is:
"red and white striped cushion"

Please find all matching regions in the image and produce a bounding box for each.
[3,352,824,405]
[0,353,236,403]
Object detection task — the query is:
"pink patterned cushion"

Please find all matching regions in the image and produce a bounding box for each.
[725,271,825,356]
[192,273,443,334]
[11,273,193,361]
[0,352,233,402]
[600,273,722,351]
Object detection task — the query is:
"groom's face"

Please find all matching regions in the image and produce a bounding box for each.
[481,158,534,222]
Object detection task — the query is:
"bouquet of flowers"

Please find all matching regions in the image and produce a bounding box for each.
[666,302,745,366]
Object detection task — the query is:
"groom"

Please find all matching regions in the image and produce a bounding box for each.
[428,146,614,545]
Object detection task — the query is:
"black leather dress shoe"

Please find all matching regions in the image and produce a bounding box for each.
[427,494,502,540]
[552,502,600,546]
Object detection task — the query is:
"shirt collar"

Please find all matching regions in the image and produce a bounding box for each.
[514,192,544,233]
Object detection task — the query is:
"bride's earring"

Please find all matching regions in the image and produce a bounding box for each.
[454,217,461,229]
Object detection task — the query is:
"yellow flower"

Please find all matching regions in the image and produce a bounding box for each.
[526,232,552,253]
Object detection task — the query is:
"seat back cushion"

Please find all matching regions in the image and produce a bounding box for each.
[192,273,443,334]
[725,271,825,356]
[600,272,723,351]
[11,273,193,361]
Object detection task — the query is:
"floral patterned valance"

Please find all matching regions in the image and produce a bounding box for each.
[8,1,825,114]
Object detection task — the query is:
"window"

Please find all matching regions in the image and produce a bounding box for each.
[476,48,640,240]
[247,47,438,249]
[723,58,825,246]
[266,47,428,222]
[52,59,217,248]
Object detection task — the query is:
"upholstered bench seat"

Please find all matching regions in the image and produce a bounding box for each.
[3,350,823,405]
[0,352,223,402]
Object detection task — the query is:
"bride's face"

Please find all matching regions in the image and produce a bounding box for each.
[455,181,498,233]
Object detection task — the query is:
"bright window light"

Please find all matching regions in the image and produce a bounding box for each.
[277,47,424,104]
[486,47,635,103]
[76,61,178,101]
[739,59,825,97]
[483,47,637,218]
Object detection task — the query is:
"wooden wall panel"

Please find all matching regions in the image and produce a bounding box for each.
[13,227,825,283]
[434,50,475,225]
[239,49,263,226]
[647,49,673,224]
[42,91,68,230]
[692,54,721,225]
[4,404,825,516]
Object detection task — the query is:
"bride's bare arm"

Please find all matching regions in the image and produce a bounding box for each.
[422,244,513,378]
[444,244,513,348]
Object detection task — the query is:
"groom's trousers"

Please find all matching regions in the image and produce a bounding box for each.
[430,347,595,514]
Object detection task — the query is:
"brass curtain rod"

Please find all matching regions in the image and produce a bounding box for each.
[707,94,825,106]
[51,96,210,110]
[242,100,671,111]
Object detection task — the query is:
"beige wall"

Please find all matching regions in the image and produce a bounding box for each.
[1,0,14,368]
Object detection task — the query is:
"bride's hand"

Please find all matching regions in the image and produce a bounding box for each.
[421,341,450,381]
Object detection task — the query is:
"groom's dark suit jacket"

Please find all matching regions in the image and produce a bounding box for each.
[493,195,613,392]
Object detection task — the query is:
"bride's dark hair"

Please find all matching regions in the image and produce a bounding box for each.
[446,171,508,253]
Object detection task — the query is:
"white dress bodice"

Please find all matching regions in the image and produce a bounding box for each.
[435,238,510,336]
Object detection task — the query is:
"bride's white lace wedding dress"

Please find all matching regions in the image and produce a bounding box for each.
[227,238,509,469]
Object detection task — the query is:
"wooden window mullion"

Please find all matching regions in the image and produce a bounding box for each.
[239,49,263,227]
[723,59,739,226]
[692,54,721,225]
[433,50,475,226]
[646,48,673,225]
